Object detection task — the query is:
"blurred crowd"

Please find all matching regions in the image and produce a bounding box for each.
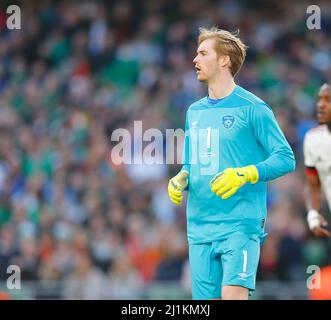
[0,0,331,299]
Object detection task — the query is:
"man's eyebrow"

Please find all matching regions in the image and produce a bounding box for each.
[197,49,207,54]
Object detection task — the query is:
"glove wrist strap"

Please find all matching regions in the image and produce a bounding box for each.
[245,165,259,184]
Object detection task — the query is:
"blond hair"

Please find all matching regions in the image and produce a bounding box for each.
[198,27,248,77]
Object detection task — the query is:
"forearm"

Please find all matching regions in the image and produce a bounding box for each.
[255,148,296,182]
[305,184,323,212]
[304,183,331,236]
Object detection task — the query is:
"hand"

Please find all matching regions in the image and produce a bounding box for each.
[307,210,331,237]
[210,165,259,200]
[168,171,189,205]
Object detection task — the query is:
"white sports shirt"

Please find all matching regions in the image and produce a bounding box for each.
[303,125,331,210]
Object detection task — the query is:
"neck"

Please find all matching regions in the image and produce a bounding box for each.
[207,72,236,99]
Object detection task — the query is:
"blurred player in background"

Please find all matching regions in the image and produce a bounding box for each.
[304,83,331,238]
[167,27,295,300]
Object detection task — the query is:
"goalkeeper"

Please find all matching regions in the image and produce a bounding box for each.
[168,27,295,300]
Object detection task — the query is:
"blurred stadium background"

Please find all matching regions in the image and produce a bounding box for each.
[0,0,331,299]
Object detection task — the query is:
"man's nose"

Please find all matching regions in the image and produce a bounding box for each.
[317,99,325,109]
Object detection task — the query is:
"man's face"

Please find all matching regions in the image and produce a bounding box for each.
[317,84,331,125]
[193,38,220,82]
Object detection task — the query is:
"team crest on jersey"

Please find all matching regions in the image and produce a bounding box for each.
[223,115,235,129]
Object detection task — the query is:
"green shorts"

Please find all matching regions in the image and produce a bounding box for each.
[189,232,261,300]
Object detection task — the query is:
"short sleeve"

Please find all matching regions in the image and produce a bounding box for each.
[303,133,315,168]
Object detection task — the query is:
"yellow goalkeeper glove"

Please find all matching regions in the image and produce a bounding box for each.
[168,171,189,205]
[210,165,259,200]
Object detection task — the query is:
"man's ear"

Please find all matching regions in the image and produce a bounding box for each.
[219,55,231,68]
